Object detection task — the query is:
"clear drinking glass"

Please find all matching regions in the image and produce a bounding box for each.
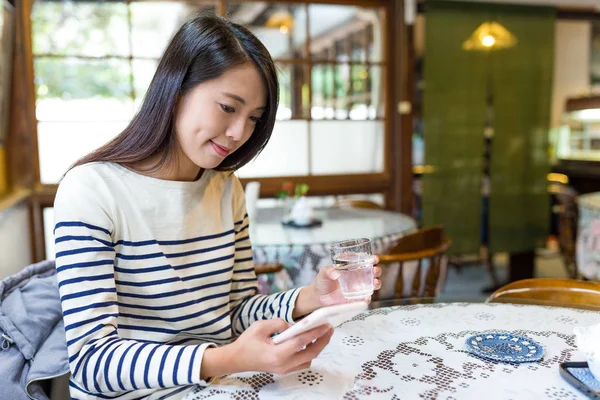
[330,238,375,299]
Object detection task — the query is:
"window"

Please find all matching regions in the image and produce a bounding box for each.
[31,0,217,183]
[229,2,388,179]
[31,0,390,184]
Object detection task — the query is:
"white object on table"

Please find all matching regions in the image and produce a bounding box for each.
[184,303,600,399]
[574,322,600,380]
[244,181,260,224]
[286,196,315,225]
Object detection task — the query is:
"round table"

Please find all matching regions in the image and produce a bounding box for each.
[577,192,600,279]
[250,207,416,293]
[185,299,600,399]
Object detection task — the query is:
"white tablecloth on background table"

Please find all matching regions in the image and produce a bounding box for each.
[251,207,416,293]
[184,303,599,399]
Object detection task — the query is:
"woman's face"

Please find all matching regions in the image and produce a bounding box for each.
[173,64,267,180]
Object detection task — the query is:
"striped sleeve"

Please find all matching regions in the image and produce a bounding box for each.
[54,169,214,397]
[228,190,301,335]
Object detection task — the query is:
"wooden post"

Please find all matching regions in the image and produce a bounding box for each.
[7,0,37,192]
[388,0,414,214]
[8,0,43,262]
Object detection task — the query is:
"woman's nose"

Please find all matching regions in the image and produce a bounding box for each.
[226,118,251,141]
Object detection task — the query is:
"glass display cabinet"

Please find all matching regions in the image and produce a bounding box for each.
[553,95,600,195]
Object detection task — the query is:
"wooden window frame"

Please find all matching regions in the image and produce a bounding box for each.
[9,0,412,262]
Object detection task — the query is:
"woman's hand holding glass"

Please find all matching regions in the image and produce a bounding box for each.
[314,257,382,306]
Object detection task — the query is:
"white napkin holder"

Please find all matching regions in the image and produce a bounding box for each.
[574,322,600,380]
[283,196,315,226]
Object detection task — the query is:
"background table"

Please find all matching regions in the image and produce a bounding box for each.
[186,301,599,399]
[251,207,416,293]
[577,192,600,279]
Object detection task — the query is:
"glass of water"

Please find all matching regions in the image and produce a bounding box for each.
[330,238,375,299]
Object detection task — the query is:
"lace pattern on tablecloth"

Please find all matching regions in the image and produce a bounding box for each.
[182,303,600,400]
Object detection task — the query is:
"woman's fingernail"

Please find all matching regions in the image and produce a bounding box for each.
[331,271,340,279]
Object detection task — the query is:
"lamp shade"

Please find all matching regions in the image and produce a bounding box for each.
[463,21,517,51]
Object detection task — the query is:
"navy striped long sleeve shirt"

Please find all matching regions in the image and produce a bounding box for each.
[53,162,301,400]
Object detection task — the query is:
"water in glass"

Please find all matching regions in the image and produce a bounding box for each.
[333,251,375,298]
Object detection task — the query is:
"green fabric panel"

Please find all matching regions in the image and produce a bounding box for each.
[488,7,555,253]
[422,1,489,255]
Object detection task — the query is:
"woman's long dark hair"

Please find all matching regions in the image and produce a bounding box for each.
[72,13,279,173]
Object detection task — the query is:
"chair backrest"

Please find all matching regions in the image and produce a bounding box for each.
[375,226,451,300]
[334,198,383,210]
[254,263,283,275]
[487,278,600,308]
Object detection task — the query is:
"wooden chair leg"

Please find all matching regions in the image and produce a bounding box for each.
[411,259,422,297]
[423,256,440,297]
[393,262,405,299]
[485,251,501,288]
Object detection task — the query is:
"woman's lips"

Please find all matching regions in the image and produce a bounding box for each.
[210,141,230,156]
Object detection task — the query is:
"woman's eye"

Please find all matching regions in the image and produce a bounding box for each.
[220,104,235,113]
[250,116,261,124]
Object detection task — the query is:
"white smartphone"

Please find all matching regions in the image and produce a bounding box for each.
[271,301,368,344]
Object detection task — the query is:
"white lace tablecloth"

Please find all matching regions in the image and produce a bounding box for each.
[184,303,600,400]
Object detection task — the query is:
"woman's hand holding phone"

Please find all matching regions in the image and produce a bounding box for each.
[201,318,333,378]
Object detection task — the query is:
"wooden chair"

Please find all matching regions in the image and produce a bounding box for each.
[487,278,600,308]
[254,263,284,275]
[334,198,383,210]
[555,186,579,279]
[374,226,451,300]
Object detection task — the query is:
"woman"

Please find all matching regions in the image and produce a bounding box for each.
[54,13,382,400]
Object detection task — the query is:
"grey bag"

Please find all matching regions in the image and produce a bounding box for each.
[0,260,70,400]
